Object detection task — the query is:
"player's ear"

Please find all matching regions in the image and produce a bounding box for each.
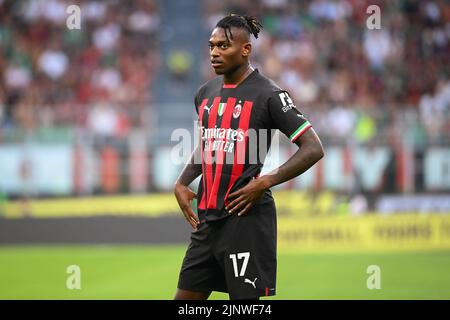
[242,42,252,57]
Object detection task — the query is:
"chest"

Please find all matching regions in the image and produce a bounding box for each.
[198,90,266,131]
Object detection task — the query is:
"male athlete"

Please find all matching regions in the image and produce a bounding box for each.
[173,14,324,300]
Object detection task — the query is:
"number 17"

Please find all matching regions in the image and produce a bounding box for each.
[229,252,250,277]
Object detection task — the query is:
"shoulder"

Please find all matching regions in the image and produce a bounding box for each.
[195,76,222,98]
[250,70,285,99]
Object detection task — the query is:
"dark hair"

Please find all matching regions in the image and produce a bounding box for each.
[215,14,263,41]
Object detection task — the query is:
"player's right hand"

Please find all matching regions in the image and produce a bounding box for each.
[174,182,200,230]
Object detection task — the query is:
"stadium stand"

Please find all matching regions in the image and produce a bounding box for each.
[0,0,449,199]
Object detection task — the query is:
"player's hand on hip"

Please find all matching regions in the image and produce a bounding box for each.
[225,178,268,216]
[174,182,200,230]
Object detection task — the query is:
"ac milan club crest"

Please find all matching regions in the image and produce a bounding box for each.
[233,103,242,119]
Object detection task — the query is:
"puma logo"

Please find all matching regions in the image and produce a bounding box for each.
[203,105,212,114]
[244,277,257,289]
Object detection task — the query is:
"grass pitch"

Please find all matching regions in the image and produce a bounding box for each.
[0,245,449,300]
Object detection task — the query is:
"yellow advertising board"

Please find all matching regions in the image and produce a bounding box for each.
[278,214,450,252]
[2,191,450,252]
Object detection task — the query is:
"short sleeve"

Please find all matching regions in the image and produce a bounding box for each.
[194,85,206,116]
[194,91,200,115]
[268,90,312,143]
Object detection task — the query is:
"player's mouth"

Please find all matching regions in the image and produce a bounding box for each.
[211,60,224,68]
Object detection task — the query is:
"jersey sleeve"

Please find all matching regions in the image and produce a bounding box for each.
[268,90,312,143]
[194,90,200,115]
[194,85,207,116]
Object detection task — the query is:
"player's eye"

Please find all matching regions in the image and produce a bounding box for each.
[209,43,229,50]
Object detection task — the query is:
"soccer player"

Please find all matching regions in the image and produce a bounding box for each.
[173,14,324,300]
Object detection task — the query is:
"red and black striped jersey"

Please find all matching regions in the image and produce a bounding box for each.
[195,69,312,221]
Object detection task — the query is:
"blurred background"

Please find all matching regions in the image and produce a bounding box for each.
[0,0,450,299]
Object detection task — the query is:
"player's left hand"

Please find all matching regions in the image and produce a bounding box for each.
[225,178,269,216]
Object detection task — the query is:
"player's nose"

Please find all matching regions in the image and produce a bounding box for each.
[210,46,220,58]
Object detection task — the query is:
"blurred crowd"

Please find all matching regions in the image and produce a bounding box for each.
[202,0,450,144]
[1,0,449,145]
[0,0,160,140]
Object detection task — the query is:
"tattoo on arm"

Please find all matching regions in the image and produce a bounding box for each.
[264,129,324,189]
[175,145,203,187]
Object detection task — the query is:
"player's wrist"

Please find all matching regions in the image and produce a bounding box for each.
[258,175,273,190]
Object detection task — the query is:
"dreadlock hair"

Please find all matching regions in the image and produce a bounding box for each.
[215,14,263,42]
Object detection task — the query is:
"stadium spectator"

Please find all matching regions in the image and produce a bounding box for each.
[0,0,449,146]
[0,0,160,138]
[200,0,450,143]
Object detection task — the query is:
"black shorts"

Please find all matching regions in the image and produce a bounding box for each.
[177,200,277,300]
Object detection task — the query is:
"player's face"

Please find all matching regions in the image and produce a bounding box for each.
[209,27,249,75]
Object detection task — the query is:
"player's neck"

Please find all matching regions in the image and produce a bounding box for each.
[223,63,254,86]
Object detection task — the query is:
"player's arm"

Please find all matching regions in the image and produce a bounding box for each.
[226,128,324,216]
[260,127,324,188]
[174,144,202,230]
[226,90,324,216]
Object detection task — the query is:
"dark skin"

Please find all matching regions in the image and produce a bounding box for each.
[174,26,324,300]
[174,27,255,232]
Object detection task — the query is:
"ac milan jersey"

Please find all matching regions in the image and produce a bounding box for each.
[195,69,312,221]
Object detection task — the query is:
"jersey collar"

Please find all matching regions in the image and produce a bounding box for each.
[222,68,259,89]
